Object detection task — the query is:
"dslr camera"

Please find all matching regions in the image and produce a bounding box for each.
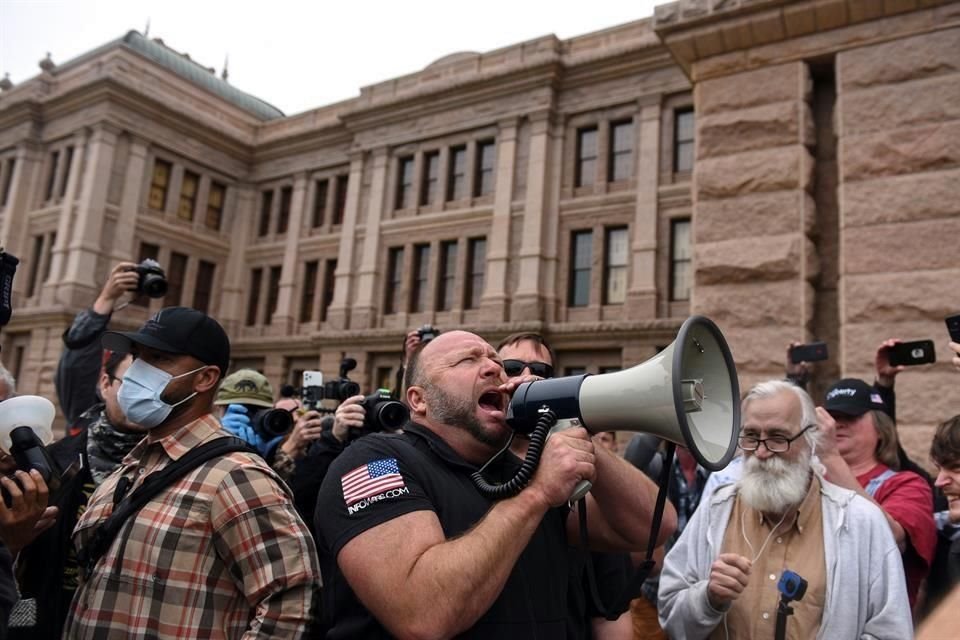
[359,389,409,434]
[134,259,168,298]
[324,358,362,402]
[417,324,439,344]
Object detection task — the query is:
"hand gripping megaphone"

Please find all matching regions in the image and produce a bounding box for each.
[498,315,740,501]
[0,395,60,488]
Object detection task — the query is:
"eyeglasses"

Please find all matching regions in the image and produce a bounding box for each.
[738,424,816,453]
[502,359,554,379]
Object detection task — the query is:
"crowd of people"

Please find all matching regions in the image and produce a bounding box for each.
[0,262,958,639]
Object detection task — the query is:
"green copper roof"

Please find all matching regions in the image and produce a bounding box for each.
[57,30,285,121]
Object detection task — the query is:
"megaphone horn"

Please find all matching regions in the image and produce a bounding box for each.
[507,315,740,475]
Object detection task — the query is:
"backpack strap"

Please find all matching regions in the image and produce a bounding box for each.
[77,436,254,580]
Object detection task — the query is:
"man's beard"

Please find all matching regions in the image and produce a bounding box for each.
[737,449,812,514]
[426,385,505,448]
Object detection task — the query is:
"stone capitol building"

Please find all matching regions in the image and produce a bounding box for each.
[0,0,957,459]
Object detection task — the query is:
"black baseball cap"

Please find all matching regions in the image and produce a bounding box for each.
[102,306,230,376]
[823,378,886,416]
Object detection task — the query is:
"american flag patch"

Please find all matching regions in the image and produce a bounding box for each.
[870,393,884,405]
[341,458,406,506]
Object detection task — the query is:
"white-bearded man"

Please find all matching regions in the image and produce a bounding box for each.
[658,379,911,639]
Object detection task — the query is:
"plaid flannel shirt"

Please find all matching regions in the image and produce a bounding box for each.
[65,414,320,639]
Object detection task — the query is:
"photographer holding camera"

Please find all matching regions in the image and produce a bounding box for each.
[12,264,153,639]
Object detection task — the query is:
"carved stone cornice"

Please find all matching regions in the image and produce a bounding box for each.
[653,0,956,79]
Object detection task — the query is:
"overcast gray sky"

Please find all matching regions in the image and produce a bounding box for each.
[1,0,660,115]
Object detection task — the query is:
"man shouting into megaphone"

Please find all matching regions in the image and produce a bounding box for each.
[313,330,674,639]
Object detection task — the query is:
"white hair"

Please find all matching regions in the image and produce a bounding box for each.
[742,379,821,451]
[0,365,15,401]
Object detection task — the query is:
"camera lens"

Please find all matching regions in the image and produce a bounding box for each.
[375,401,409,431]
[342,381,361,399]
[251,408,293,439]
[141,273,168,298]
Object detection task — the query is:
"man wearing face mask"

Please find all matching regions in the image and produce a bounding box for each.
[64,307,320,639]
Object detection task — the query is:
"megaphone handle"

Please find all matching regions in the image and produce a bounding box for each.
[547,420,593,502]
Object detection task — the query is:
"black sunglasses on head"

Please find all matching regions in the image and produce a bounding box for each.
[502,359,554,378]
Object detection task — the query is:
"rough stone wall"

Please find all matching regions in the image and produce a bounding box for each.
[836,27,960,455]
[692,61,817,392]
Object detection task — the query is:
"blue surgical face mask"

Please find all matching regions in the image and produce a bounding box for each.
[118,358,206,429]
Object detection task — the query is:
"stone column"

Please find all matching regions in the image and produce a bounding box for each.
[691,62,815,388]
[327,151,365,329]
[626,95,661,319]
[478,118,518,323]
[270,172,308,333]
[44,130,88,303]
[0,143,42,298]
[351,148,389,329]
[218,184,255,335]
[835,28,960,449]
[61,125,119,307]
[111,136,149,262]
[512,112,554,320]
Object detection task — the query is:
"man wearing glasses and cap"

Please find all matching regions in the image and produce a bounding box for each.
[658,379,911,639]
[64,307,319,639]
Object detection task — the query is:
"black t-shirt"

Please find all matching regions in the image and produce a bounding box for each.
[314,423,570,639]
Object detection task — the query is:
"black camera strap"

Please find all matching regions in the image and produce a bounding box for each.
[580,442,676,621]
[77,436,254,580]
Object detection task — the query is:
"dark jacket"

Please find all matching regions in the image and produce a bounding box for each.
[55,308,111,432]
[15,431,93,639]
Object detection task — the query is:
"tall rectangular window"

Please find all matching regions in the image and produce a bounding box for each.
[334,175,348,224]
[205,181,225,231]
[569,230,592,307]
[165,251,188,306]
[300,260,319,323]
[277,185,293,234]
[604,227,628,304]
[575,127,598,188]
[465,237,486,309]
[148,159,172,211]
[447,145,467,201]
[410,244,430,313]
[474,140,495,197]
[1,158,16,207]
[674,109,695,173]
[246,268,263,326]
[670,219,692,301]
[26,235,44,297]
[321,259,337,322]
[258,190,273,236]
[608,121,633,182]
[133,242,160,307]
[44,150,59,201]
[312,179,328,228]
[193,260,215,313]
[265,266,282,325]
[178,170,199,221]
[396,157,415,209]
[420,151,440,206]
[385,247,404,314]
[437,240,457,311]
[59,146,74,198]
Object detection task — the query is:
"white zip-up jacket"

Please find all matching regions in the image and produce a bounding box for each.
[658,475,912,639]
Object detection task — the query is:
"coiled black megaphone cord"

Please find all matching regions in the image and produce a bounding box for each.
[471,409,558,499]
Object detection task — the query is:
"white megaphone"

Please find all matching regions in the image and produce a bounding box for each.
[506,315,740,501]
[0,395,58,484]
